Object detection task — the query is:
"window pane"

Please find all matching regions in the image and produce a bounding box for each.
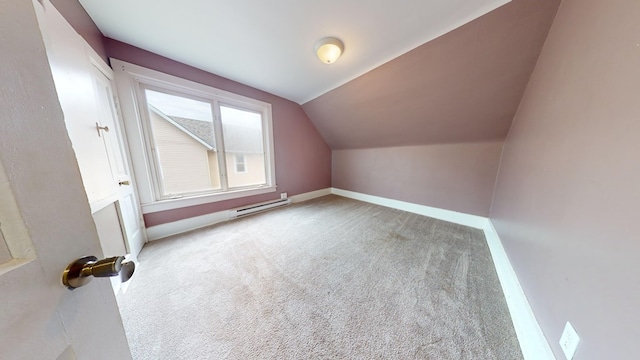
[145,89,221,196]
[220,105,266,188]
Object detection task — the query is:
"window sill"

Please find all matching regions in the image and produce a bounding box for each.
[140,186,277,214]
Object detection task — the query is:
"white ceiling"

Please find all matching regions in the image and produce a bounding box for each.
[79,0,509,104]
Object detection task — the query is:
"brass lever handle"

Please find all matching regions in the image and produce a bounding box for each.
[62,255,135,290]
[118,180,130,186]
[96,122,110,137]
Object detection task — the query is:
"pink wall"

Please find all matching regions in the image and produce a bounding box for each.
[50,0,107,62]
[105,39,331,227]
[310,0,559,217]
[302,0,559,150]
[490,0,640,358]
[333,142,503,216]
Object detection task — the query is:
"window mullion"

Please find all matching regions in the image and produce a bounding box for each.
[137,83,168,201]
[212,99,229,191]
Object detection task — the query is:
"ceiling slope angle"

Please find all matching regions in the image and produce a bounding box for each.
[302,0,561,150]
[79,0,510,104]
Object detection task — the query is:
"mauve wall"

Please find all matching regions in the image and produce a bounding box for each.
[303,0,560,150]
[334,142,503,216]
[308,0,559,217]
[49,0,107,62]
[490,0,640,358]
[105,39,331,227]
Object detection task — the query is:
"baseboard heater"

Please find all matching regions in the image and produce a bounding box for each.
[230,198,291,218]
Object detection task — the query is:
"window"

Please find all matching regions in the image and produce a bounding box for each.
[234,154,246,173]
[144,88,220,197]
[112,60,276,213]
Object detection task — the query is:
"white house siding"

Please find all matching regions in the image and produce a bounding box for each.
[225,153,265,188]
[150,111,214,195]
[207,151,221,189]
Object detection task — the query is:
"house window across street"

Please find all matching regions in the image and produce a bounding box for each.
[234,154,246,173]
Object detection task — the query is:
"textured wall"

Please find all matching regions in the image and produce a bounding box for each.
[490,0,640,358]
[333,142,503,216]
[106,39,331,227]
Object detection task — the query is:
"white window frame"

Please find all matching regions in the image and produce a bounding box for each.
[111,59,276,214]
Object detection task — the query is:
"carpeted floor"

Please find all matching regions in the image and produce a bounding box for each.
[117,195,522,359]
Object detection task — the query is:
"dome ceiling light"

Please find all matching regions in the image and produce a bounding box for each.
[315,37,344,64]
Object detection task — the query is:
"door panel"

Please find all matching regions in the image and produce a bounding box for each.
[93,203,128,257]
[92,66,129,183]
[0,1,131,358]
[118,193,145,256]
[37,2,116,205]
[90,64,147,258]
[36,0,146,261]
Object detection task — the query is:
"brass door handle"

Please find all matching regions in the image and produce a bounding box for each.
[62,255,135,290]
[118,180,130,186]
[96,122,110,137]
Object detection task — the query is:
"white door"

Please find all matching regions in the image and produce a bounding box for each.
[34,0,146,264]
[0,0,131,358]
[90,63,147,259]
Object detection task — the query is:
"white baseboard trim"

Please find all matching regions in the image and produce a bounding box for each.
[483,220,555,360]
[146,188,333,241]
[146,210,230,241]
[330,188,487,229]
[290,188,332,203]
[329,187,553,360]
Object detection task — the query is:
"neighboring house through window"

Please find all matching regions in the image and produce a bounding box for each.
[113,60,276,214]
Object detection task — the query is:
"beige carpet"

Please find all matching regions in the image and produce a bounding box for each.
[118,195,522,359]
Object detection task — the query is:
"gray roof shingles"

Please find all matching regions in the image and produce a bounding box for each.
[165,113,263,154]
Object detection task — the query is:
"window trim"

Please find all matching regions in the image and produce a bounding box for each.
[139,85,220,199]
[111,59,277,214]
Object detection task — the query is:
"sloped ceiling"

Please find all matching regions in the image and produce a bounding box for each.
[79,0,510,104]
[302,0,560,150]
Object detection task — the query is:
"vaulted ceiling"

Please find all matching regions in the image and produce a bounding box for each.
[78,0,559,151]
[303,0,560,149]
[79,0,509,104]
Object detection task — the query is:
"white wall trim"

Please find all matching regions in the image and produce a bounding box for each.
[146,210,230,241]
[146,188,332,241]
[290,188,332,203]
[330,187,487,229]
[141,186,277,214]
[483,220,555,360]
[329,187,553,360]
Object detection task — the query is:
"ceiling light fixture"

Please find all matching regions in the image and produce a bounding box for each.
[315,37,344,64]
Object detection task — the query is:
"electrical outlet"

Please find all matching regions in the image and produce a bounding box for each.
[280,192,287,199]
[559,321,580,359]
